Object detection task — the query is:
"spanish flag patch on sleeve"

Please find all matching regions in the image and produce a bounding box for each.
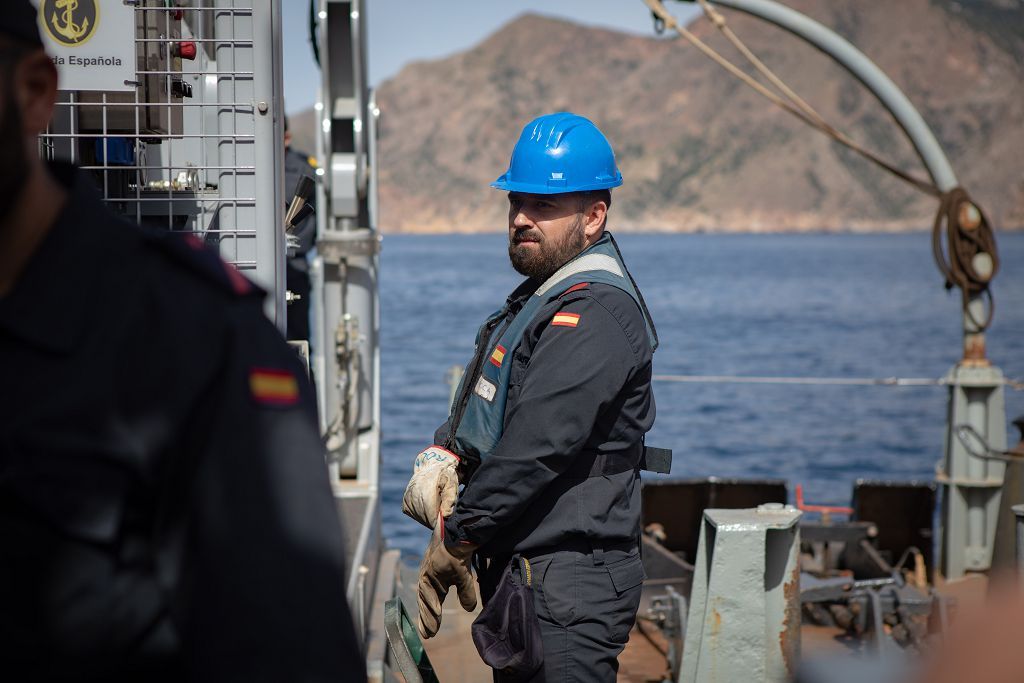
[551,312,581,328]
[249,368,300,406]
[489,344,507,367]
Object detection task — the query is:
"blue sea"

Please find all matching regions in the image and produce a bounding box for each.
[379,233,1024,557]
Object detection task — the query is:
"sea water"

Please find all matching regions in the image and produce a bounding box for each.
[380,232,1024,556]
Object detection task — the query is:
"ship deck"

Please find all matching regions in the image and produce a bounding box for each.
[411,572,992,682]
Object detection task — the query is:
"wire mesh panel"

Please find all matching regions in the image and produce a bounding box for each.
[40,0,286,324]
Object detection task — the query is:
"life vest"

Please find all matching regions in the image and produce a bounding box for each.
[444,232,657,464]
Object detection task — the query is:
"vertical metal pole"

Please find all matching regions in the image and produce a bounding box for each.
[939,370,1007,578]
[254,0,287,327]
[316,0,378,480]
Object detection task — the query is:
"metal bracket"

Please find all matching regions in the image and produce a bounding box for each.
[383,597,439,683]
[955,424,1024,463]
[648,586,687,681]
[317,229,381,262]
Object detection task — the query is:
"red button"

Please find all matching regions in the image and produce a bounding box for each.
[177,41,197,61]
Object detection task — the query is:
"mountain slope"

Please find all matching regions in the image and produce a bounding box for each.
[369,0,1023,232]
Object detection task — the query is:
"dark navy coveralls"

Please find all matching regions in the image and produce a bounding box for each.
[0,164,362,681]
[441,268,656,682]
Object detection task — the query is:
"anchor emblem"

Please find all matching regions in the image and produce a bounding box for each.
[41,0,98,47]
[52,1,90,43]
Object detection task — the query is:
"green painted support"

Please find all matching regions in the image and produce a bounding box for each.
[383,597,440,683]
[938,365,1008,578]
[680,505,801,683]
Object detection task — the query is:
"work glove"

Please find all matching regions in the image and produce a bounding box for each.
[417,524,477,639]
[402,445,461,530]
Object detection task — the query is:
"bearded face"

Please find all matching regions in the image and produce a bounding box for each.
[508,212,586,280]
[506,192,595,280]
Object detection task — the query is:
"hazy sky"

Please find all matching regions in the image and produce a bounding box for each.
[281,0,701,115]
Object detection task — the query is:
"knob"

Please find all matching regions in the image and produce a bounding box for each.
[176,41,197,61]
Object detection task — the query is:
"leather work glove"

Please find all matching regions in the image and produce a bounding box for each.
[402,445,461,529]
[416,525,477,640]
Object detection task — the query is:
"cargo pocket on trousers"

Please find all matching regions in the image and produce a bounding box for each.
[606,554,645,643]
[606,554,645,595]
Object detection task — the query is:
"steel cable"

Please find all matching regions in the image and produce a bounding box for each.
[642,0,941,197]
[652,374,1024,389]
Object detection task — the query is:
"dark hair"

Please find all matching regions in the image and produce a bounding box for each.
[575,189,611,229]
[0,1,43,50]
[0,35,41,71]
[574,189,611,210]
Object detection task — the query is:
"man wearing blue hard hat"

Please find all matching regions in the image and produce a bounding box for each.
[403,112,663,680]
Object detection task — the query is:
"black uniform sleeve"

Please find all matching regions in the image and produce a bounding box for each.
[173,301,363,681]
[445,292,643,547]
[433,419,451,447]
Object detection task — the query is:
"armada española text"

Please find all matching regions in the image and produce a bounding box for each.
[51,55,122,67]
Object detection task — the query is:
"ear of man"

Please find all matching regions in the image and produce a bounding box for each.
[576,190,610,243]
[582,197,608,243]
[13,48,59,141]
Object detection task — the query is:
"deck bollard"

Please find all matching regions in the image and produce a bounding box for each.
[680,504,802,683]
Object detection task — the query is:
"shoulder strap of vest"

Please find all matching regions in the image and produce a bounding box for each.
[607,233,659,351]
[535,252,623,297]
[533,233,659,351]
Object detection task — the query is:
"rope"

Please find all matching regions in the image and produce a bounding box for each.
[644,0,1001,329]
[932,187,1000,331]
[694,0,828,127]
[642,0,940,197]
[653,374,1024,389]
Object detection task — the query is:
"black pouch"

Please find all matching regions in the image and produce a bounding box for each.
[471,554,544,679]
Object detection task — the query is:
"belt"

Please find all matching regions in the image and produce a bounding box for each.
[516,537,638,560]
[477,539,639,580]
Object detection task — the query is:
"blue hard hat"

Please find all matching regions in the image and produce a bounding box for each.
[491,112,623,194]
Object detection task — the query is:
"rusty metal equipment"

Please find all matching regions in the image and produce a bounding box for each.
[800,575,947,658]
[680,504,802,683]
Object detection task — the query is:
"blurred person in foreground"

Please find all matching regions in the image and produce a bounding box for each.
[912,578,1024,683]
[0,3,362,680]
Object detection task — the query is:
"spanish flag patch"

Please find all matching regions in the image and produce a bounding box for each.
[249,368,300,406]
[551,312,581,328]
[489,344,507,367]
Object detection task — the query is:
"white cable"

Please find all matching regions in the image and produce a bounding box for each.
[652,374,1022,389]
